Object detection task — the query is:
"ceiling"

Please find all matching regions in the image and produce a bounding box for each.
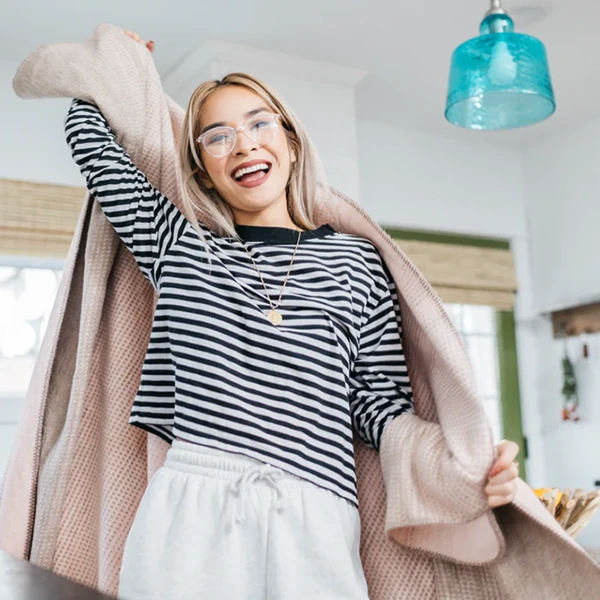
[2,0,598,149]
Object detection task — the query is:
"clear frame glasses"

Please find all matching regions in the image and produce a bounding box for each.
[196,113,282,157]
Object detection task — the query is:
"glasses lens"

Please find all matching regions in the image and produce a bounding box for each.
[247,114,278,146]
[202,127,235,156]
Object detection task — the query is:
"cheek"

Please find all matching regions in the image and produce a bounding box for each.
[272,139,293,175]
[202,156,229,186]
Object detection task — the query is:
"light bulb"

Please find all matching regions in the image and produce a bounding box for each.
[488,40,517,86]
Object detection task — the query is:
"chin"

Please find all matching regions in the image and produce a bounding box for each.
[231,186,287,209]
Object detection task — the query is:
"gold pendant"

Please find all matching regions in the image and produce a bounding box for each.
[267,310,283,326]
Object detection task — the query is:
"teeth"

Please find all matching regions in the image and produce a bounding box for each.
[234,163,269,180]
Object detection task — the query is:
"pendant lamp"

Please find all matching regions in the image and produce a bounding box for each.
[445,0,555,130]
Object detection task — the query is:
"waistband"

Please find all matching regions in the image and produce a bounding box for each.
[163,439,314,490]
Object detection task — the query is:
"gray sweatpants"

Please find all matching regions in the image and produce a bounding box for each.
[118,439,370,600]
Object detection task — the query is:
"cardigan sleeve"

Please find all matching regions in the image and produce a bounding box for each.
[349,252,414,449]
[64,98,189,289]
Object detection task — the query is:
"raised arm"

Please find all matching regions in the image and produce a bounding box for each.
[64,98,189,289]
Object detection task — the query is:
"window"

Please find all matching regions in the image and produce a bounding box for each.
[445,303,503,442]
[0,260,63,475]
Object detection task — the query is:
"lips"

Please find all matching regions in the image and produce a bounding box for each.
[234,169,271,188]
[230,159,272,180]
[230,159,273,189]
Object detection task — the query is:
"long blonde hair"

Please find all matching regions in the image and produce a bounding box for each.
[179,73,330,252]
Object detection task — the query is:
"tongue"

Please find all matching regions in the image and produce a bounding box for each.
[239,170,266,183]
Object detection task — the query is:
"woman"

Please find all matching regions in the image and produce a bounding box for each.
[63,29,520,600]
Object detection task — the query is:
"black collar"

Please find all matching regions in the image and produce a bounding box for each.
[234,223,336,244]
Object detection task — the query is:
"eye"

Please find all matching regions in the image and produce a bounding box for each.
[205,128,232,146]
[249,118,273,131]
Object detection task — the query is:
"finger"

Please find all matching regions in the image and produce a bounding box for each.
[487,462,519,486]
[147,40,155,53]
[485,481,516,498]
[488,485,517,507]
[488,494,514,508]
[489,440,519,477]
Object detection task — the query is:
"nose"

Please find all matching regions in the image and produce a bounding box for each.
[233,128,258,156]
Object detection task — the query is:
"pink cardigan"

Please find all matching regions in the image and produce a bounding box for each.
[1,24,598,599]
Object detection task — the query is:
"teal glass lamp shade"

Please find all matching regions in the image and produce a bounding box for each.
[445,13,555,130]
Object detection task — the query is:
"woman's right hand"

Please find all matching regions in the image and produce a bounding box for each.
[123,29,154,53]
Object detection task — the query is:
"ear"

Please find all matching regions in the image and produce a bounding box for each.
[290,148,297,164]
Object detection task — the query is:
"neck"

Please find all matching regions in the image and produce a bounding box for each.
[236,219,302,231]
[232,195,301,230]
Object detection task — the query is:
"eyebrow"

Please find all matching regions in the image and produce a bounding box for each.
[200,107,271,135]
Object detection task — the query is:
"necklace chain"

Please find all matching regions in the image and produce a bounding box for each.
[242,229,303,326]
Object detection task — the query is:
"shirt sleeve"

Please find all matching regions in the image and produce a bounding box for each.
[64,98,189,289]
[349,251,415,450]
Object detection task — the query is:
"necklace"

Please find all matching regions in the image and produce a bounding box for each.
[242,228,303,326]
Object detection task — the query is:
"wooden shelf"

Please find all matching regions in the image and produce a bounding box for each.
[552,301,600,338]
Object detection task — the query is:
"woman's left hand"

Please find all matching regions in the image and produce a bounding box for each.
[485,439,520,508]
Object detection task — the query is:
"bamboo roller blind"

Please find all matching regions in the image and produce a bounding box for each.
[0,179,85,258]
[1,178,517,309]
[391,238,517,310]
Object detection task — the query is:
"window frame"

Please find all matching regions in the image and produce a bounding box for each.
[382,226,527,480]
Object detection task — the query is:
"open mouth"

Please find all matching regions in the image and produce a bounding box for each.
[231,162,272,188]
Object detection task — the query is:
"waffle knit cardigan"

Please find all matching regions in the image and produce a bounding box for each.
[1,24,599,600]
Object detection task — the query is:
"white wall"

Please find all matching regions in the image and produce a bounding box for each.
[522,121,600,547]
[357,120,526,238]
[0,59,82,187]
[524,119,600,313]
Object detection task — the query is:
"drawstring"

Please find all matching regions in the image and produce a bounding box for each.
[229,464,285,525]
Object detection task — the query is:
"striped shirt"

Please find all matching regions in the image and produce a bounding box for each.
[64,99,414,506]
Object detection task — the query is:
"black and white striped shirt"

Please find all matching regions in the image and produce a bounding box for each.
[65,99,414,506]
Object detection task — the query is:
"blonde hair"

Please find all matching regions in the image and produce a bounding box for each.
[179,72,330,254]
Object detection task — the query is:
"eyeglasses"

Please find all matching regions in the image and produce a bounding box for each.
[196,113,282,157]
